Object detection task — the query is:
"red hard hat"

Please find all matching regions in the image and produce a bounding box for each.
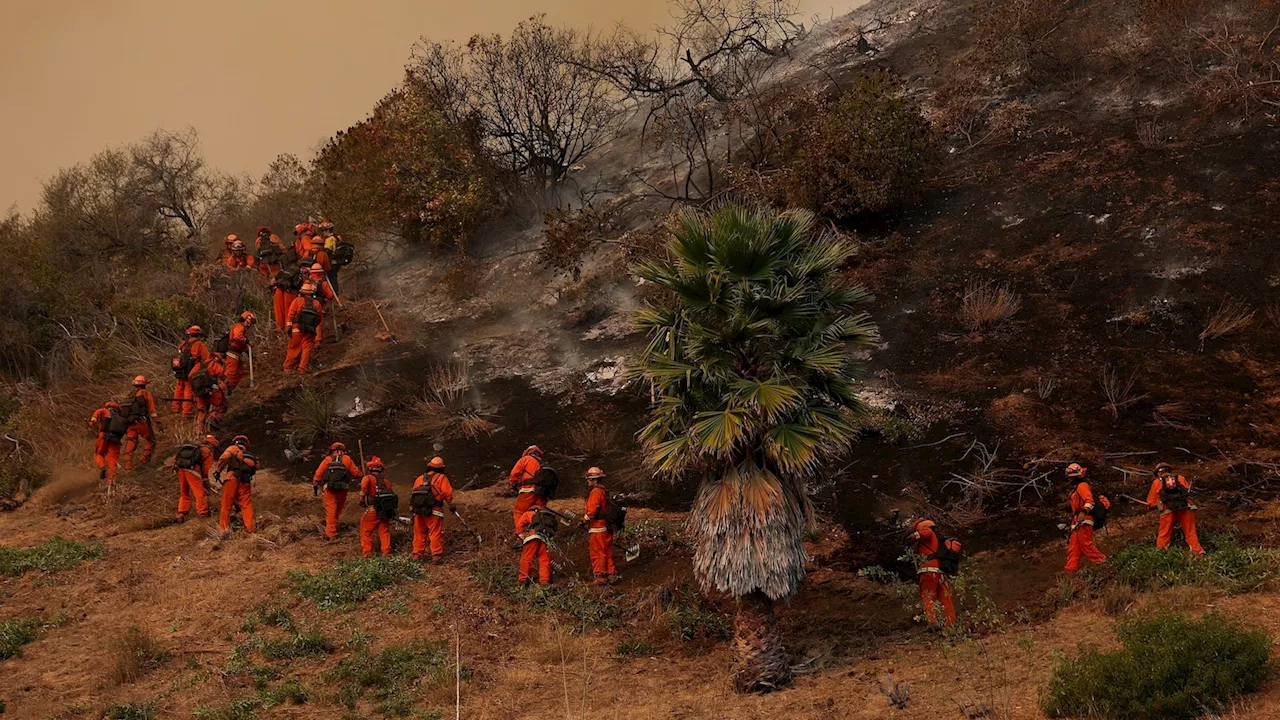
[257,226,270,235]
[524,445,542,458]
[105,401,121,410]
[368,456,385,471]
[427,456,446,469]
[186,325,203,336]
[233,435,249,446]
[330,442,346,453]
[913,518,936,532]
[133,375,149,386]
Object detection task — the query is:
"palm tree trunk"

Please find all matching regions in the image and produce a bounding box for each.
[730,590,792,694]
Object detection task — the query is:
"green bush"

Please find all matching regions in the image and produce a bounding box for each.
[287,557,423,609]
[783,71,937,219]
[0,617,45,659]
[465,554,621,632]
[1110,540,1278,594]
[259,678,310,709]
[325,641,455,716]
[1043,612,1271,719]
[114,295,208,343]
[240,605,295,633]
[103,702,156,720]
[0,536,104,577]
[193,697,260,720]
[244,628,334,661]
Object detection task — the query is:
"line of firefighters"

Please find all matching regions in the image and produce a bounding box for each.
[908,460,1205,627]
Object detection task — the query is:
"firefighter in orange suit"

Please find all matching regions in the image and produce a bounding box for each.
[581,467,616,585]
[216,435,257,534]
[911,518,957,625]
[359,456,394,558]
[176,435,218,521]
[1146,462,1205,555]
[1064,463,1108,572]
[508,445,545,531]
[412,456,454,562]
[313,442,361,540]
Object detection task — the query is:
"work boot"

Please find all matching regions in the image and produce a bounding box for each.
[99,469,107,481]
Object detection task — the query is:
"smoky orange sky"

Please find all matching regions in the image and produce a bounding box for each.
[1,0,860,212]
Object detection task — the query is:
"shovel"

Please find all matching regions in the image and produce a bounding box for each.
[452,509,483,543]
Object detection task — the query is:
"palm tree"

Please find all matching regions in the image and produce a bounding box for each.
[632,204,879,693]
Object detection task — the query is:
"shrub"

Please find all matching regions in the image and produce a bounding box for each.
[1110,541,1278,594]
[288,387,349,449]
[1043,612,1270,719]
[465,554,621,631]
[103,703,157,720]
[0,536,104,577]
[325,641,456,716]
[246,627,335,661]
[107,626,169,686]
[959,280,1022,330]
[192,697,260,720]
[259,678,310,709]
[287,557,423,609]
[240,604,295,633]
[782,71,937,219]
[0,617,46,659]
[616,639,657,658]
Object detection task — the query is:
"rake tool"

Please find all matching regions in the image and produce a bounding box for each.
[452,508,483,543]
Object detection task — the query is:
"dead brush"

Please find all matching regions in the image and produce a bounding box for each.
[1098,365,1147,420]
[106,626,168,686]
[1200,298,1255,347]
[568,420,621,457]
[1265,303,1280,329]
[408,360,501,440]
[1135,119,1168,149]
[289,387,350,448]
[959,280,1022,331]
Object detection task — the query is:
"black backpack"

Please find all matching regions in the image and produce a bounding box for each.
[126,391,150,423]
[532,467,560,499]
[332,241,354,267]
[929,538,963,576]
[373,490,399,521]
[295,304,321,335]
[214,332,231,355]
[531,508,559,538]
[175,444,202,470]
[189,369,214,398]
[257,242,281,264]
[409,476,442,515]
[1159,481,1190,511]
[172,344,196,379]
[602,493,627,533]
[105,410,130,443]
[232,453,259,483]
[1090,494,1111,531]
[322,461,352,492]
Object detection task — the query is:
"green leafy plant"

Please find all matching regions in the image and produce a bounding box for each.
[632,204,879,692]
[103,702,157,720]
[325,641,457,717]
[1110,539,1278,594]
[287,557,423,609]
[245,628,335,661]
[0,617,47,659]
[1043,612,1271,719]
[193,697,261,720]
[0,536,104,577]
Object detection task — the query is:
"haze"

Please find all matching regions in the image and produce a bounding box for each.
[1,0,859,212]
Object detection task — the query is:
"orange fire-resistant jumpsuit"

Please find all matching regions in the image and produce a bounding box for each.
[195,356,228,432]
[217,445,256,533]
[516,509,552,585]
[222,250,255,270]
[584,485,616,585]
[284,295,325,373]
[294,231,311,258]
[508,450,545,531]
[225,321,251,391]
[123,387,159,469]
[173,337,211,416]
[271,266,299,332]
[413,471,454,561]
[1146,474,1205,554]
[1065,482,1107,572]
[177,441,216,520]
[256,235,284,279]
[360,474,395,558]
[89,406,122,484]
[913,521,957,625]
[314,453,361,539]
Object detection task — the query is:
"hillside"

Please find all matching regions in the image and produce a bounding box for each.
[2,0,1280,717]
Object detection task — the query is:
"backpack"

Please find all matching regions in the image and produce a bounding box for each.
[602,492,627,533]
[105,409,130,443]
[929,538,964,576]
[1090,494,1111,531]
[295,304,321,335]
[279,265,306,293]
[175,444,202,470]
[532,467,560,499]
[126,391,150,423]
[332,241,354,267]
[172,343,196,379]
[232,453,259,483]
[281,245,300,269]
[373,490,399,521]
[409,476,442,515]
[257,242,281,264]
[322,460,352,492]
[1159,481,1190,512]
[531,508,560,539]
[214,332,231,355]
[189,369,214,398]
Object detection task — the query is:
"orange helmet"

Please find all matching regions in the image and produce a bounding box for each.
[294,224,305,234]
[105,401,122,410]
[427,456,446,470]
[225,233,238,243]
[300,283,317,296]
[232,435,249,447]
[132,375,149,386]
[319,220,334,230]
[240,310,257,324]
[585,466,606,480]
[912,518,936,533]
[309,264,325,275]
[523,445,542,458]
[204,434,218,446]
[367,456,385,472]
[329,442,346,453]
[186,325,203,337]
[1065,462,1086,478]
[231,240,247,252]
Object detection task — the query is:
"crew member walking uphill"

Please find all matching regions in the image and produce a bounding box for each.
[224,311,256,391]
[175,435,218,521]
[508,445,545,531]
[1146,462,1205,555]
[313,443,361,540]
[123,376,161,470]
[1064,463,1109,572]
[582,467,616,585]
[216,435,258,534]
[411,457,453,562]
[89,401,126,485]
[172,326,211,417]
[284,287,324,374]
[359,456,395,558]
[910,518,957,626]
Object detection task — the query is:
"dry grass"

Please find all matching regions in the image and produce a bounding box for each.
[959,280,1022,331]
[1200,298,1255,345]
[106,626,168,686]
[567,420,621,457]
[288,387,350,448]
[1266,303,1280,328]
[1035,376,1055,400]
[408,360,501,440]
[1136,119,1168,148]
[1099,365,1148,420]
